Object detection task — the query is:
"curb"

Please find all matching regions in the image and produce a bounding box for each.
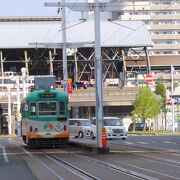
[0,134,17,138]
[68,141,110,154]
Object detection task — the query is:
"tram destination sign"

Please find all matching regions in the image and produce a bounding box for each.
[39,94,56,98]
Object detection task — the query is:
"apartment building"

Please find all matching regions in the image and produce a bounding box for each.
[112,0,180,57]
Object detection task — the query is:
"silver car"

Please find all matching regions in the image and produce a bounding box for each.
[69,118,91,138]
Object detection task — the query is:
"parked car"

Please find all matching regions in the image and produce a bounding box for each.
[90,117,127,140]
[69,118,91,138]
[128,123,149,131]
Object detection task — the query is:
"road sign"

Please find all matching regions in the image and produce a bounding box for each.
[166,98,172,105]
[145,74,153,83]
[68,82,72,94]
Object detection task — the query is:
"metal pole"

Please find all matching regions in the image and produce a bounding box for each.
[94,1,103,148]
[74,51,78,85]
[0,51,4,84]
[16,77,20,112]
[21,68,26,98]
[16,77,21,137]
[24,50,29,76]
[7,87,12,135]
[49,50,54,75]
[62,0,68,94]
[144,47,151,74]
[171,65,175,133]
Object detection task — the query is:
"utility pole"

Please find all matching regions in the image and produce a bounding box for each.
[61,0,68,94]
[21,67,27,98]
[7,87,12,135]
[94,0,103,150]
[16,76,21,137]
[0,51,4,84]
[45,1,68,94]
[24,50,29,76]
[45,0,123,151]
[171,65,175,133]
[49,50,54,76]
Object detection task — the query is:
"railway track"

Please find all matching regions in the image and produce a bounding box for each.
[43,151,157,180]
[7,138,180,180]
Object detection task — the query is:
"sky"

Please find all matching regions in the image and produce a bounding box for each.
[0,0,82,21]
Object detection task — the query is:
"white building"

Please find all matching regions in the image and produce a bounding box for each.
[112,0,180,55]
[112,0,180,66]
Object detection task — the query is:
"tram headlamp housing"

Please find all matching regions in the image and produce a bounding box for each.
[34,128,38,132]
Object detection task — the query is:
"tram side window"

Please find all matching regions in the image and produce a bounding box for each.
[30,102,37,116]
[59,102,66,116]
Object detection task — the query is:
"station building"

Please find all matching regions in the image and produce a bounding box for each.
[0,15,179,133]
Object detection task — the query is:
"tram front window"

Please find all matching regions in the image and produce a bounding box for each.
[39,102,57,116]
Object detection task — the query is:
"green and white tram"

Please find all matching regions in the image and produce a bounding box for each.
[21,89,69,147]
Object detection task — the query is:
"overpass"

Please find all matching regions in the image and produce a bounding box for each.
[69,87,137,107]
[0,86,137,109]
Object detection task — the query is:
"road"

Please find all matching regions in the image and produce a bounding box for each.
[1,135,180,180]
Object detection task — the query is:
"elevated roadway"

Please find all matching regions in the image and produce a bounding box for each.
[69,87,138,107]
[0,86,138,109]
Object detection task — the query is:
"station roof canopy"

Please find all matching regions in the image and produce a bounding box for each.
[0,17,153,49]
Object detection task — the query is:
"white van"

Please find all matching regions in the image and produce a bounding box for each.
[90,117,127,140]
[69,118,91,138]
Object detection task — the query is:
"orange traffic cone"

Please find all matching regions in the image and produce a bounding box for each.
[102,128,107,147]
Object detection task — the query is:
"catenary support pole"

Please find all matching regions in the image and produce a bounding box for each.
[171,65,175,133]
[62,0,68,95]
[0,51,4,84]
[49,50,54,76]
[94,0,103,148]
[7,87,12,135]
[24,51,29,76]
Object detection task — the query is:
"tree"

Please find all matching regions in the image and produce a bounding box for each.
[132,86,161,130]
[155,82,167,130]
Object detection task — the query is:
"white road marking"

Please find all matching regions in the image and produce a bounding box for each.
[163,141,176,144]
[138,142,148,144]
[2,146,9,163]
[8,139,65,180]
[0,152,27,156]
[123,142,134,145]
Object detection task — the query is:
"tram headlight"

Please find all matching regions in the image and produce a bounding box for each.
[34,128,38,132]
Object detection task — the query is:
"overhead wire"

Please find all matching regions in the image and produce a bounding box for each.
[37,0,86,59]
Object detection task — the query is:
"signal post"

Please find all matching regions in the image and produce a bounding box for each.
[45,0,123,153]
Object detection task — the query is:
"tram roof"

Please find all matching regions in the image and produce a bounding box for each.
[0,18,152,48]
[26,89,68,101]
